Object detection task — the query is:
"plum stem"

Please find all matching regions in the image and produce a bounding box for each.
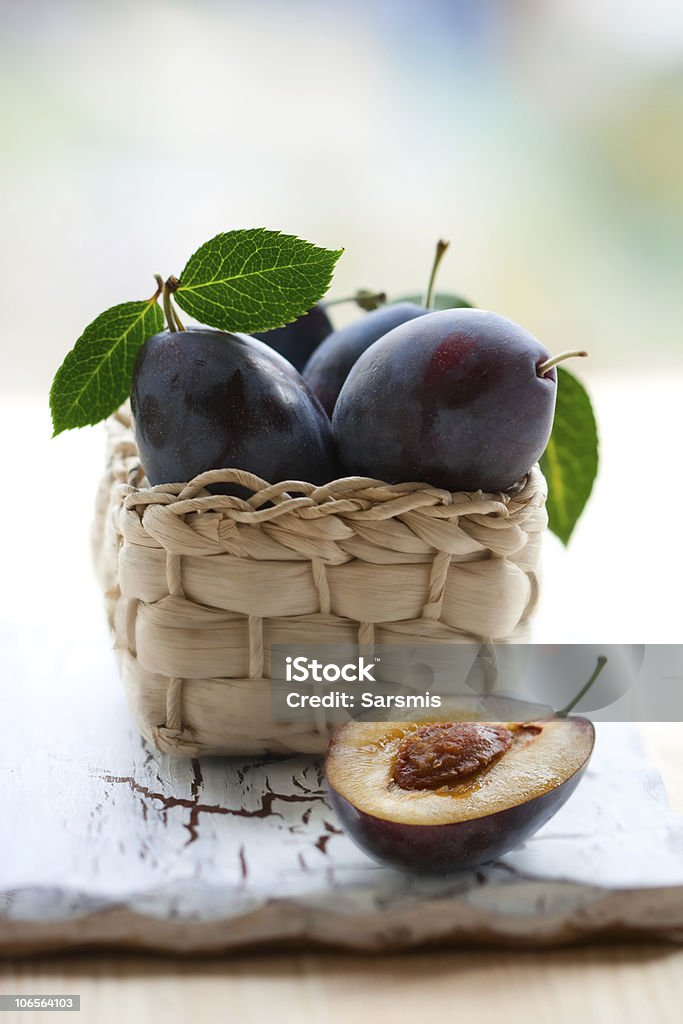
[325,290,387,311]
[537,350,588,376]
[162,283,178,333]
[160,275,185,333]
[559,655,608,717]
[423,239,450,309]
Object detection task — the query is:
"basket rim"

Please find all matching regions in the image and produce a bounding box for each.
[106,407,547,524]
[118,465,546,521]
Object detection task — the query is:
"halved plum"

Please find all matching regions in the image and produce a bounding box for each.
[325,712,594,872]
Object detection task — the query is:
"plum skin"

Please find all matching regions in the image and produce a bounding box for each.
[333,308,557,493]
[303,302,428,416]
[253,304,332,371]
[326,751,591,873]
[130,328,338,491]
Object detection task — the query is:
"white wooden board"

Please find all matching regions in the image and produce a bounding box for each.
[2,616,683,955]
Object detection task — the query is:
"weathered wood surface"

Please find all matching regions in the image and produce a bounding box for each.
[2,613,683,956]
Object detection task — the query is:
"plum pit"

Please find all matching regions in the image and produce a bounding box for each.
[392,722,513,791]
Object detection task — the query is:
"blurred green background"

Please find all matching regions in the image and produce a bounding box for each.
[1,0,682,395]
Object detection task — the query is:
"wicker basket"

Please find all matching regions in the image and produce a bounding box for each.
[93,407,547,757]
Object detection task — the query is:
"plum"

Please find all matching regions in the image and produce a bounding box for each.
[253,304,332,371]
[333,307,586,493]
[302,240,472,416]
[325,704,595,873]
[303,301,428,416]
[130,328,338,490]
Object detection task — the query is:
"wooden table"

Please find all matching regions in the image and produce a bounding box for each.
[0,725,680,1024]
[2,941,683,1024]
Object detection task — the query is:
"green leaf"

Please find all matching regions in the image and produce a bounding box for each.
[50,298,163,435]
[174,228,343,333]
[397,291,474,310]
[540,367,599,545]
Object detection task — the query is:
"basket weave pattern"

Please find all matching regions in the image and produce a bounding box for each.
[94,408,547,756]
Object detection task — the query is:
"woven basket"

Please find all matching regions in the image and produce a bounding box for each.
[93,407,547,757]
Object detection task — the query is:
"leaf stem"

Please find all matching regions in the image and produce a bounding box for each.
[538,350,587,376]
[160,275,185,333]
[423,239,450,309]
[559,655,608,717]
[172,303,185,331]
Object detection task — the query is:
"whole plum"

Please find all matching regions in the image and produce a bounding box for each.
[131,328,338,491]
[333,308,569,493]
[253,304,332,371]
[303,302,428,416]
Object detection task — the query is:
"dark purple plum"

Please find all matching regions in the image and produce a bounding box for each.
[253,304,332,371]
[333,308,565,493]
[301,238,472,415]
[130,328,338,491]
[303,302,428,416]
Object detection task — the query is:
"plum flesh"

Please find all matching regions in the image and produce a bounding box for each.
[333,308,557,493]
[130,328,338,490]
[325,715,594,872]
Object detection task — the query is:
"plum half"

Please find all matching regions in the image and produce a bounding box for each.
[325,713,594,872]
